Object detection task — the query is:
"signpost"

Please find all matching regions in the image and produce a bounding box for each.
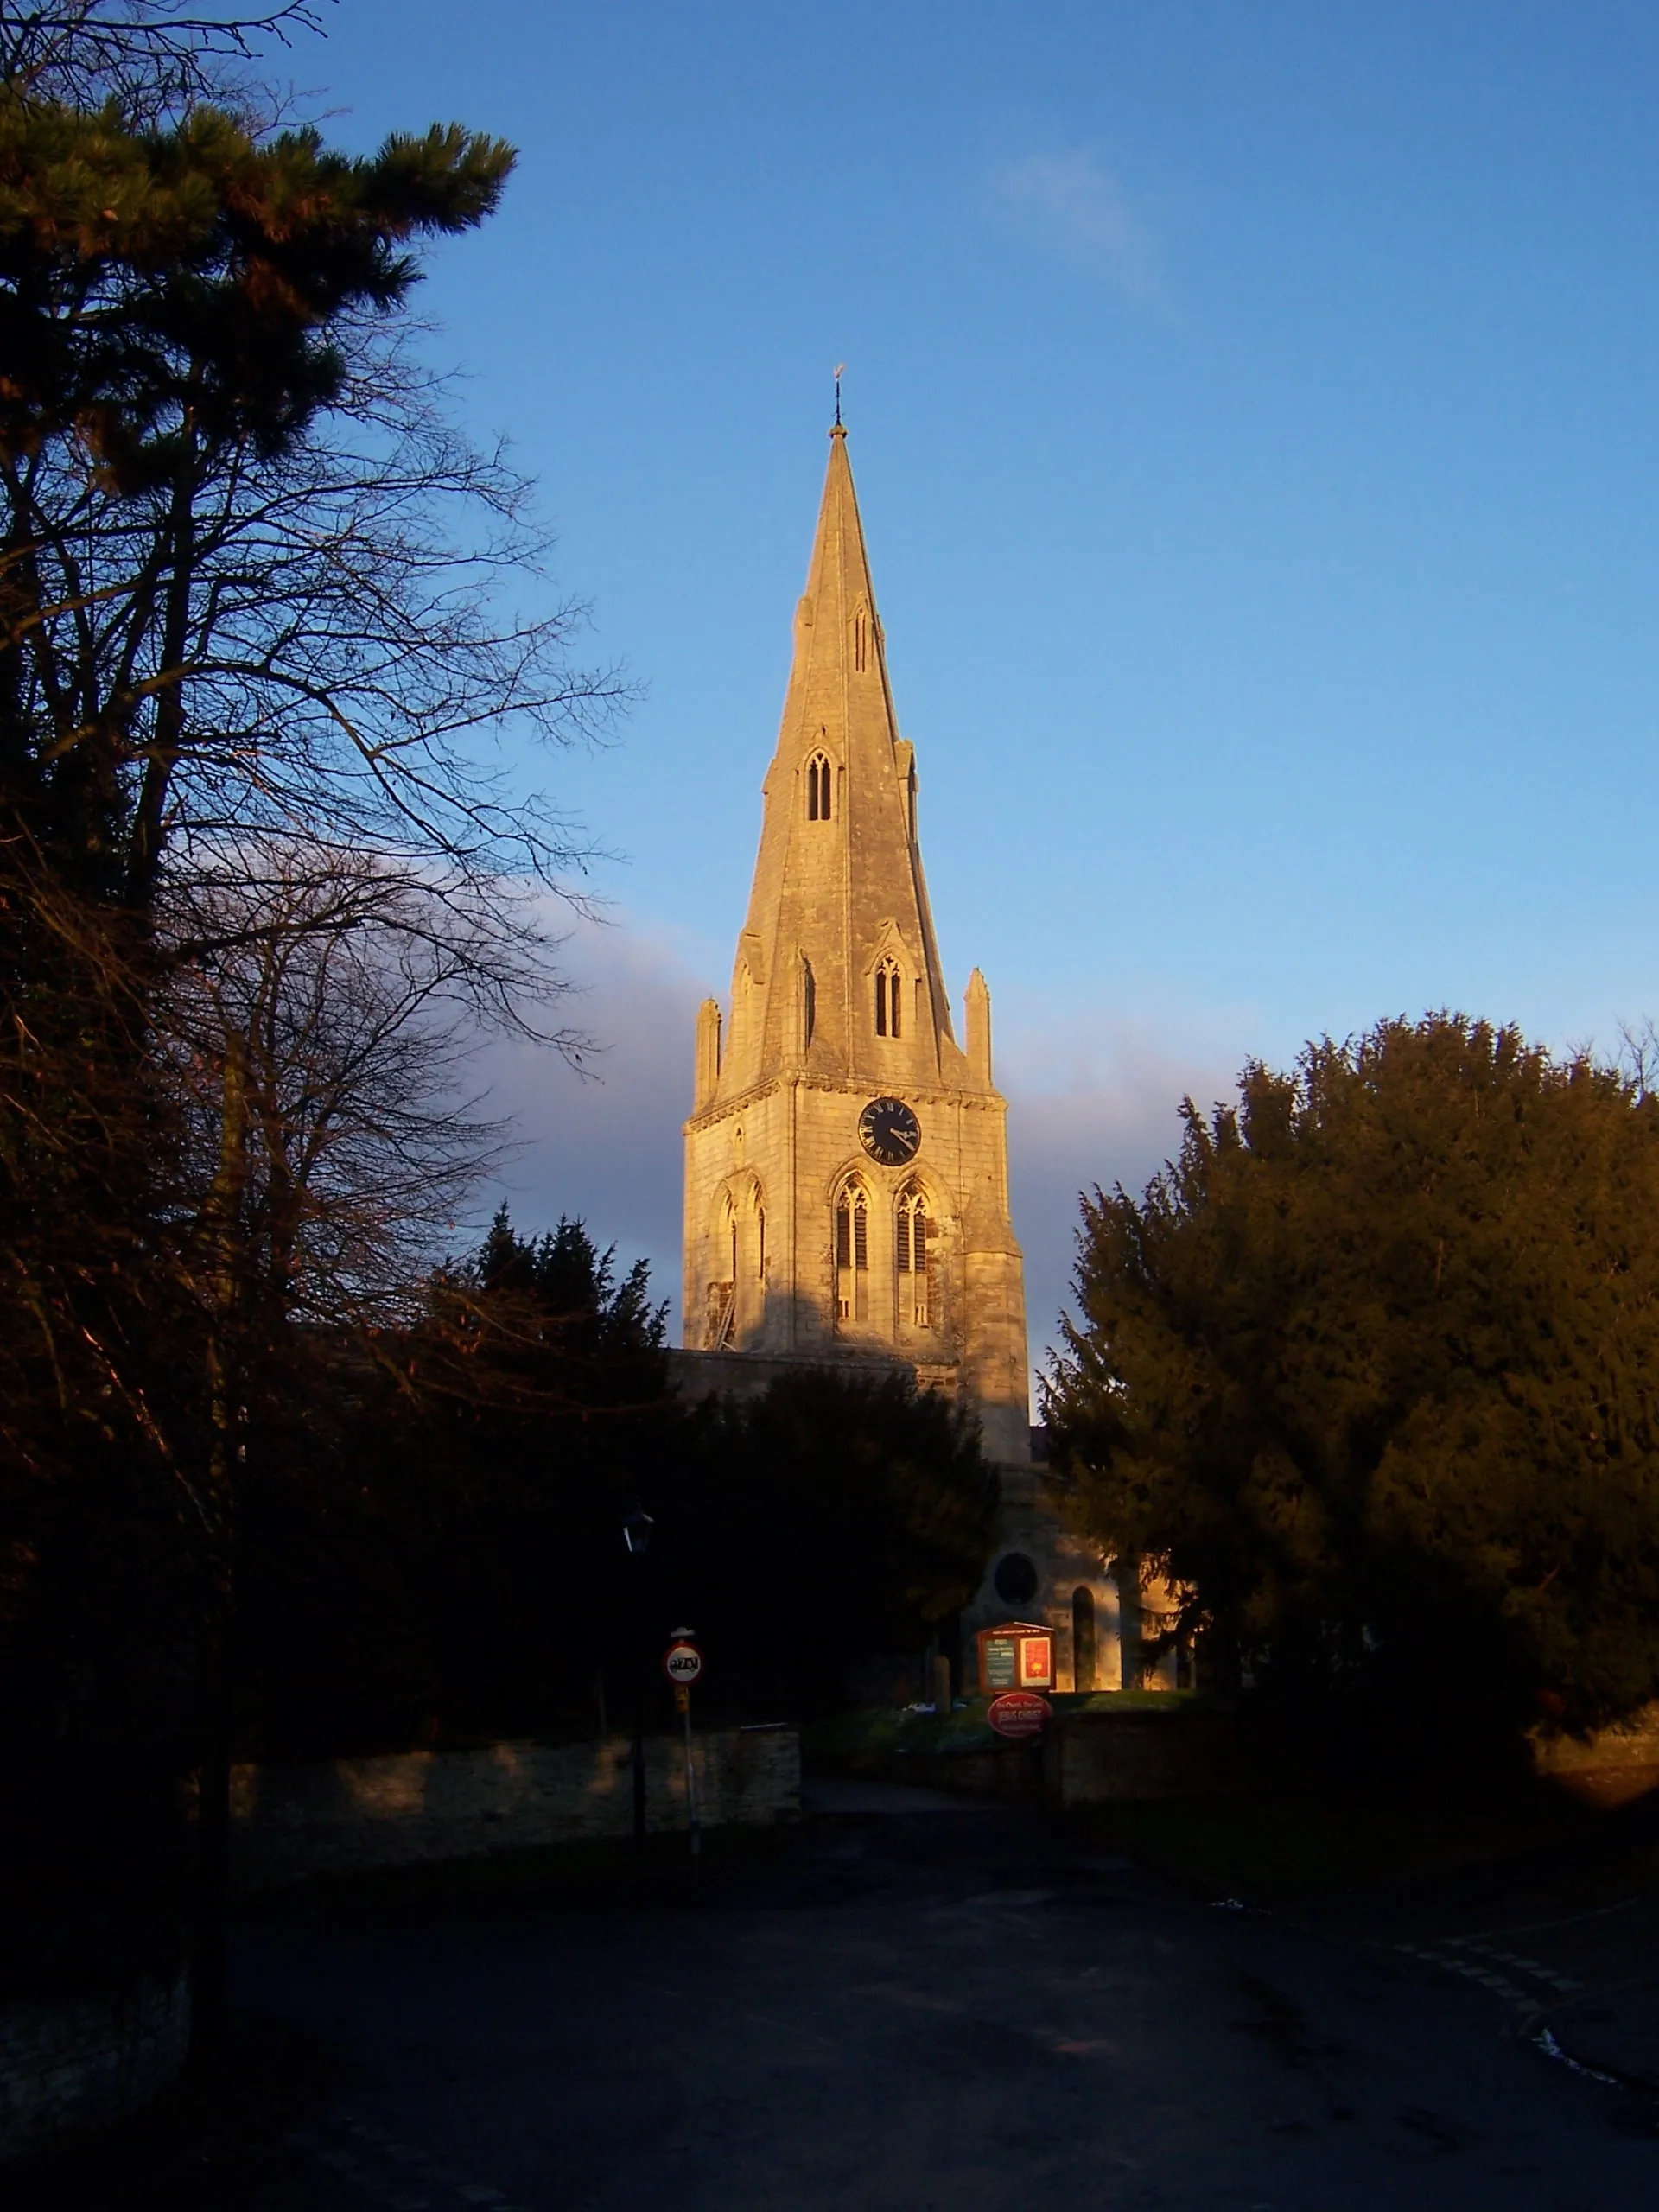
[663,1633,702,1858]
[987,1689,1051,1740]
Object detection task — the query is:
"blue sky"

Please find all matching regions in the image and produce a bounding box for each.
[289,2,1659,1374]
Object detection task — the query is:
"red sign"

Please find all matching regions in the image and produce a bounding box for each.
[988,1690,1051,1740]
[1018,1635,1053,1688]
[663,1640,702,1688]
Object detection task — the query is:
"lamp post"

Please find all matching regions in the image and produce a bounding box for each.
[622,1508,654,1845]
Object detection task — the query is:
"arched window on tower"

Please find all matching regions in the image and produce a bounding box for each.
[895,1182,931,1327]
[805,751,832,822]
[874,957,902,1039]
[706,1199,737,1350]
[802,955,816,1048]
[835,1181,869,1325]
[853,606,868,673]
[755,1203,766,1281]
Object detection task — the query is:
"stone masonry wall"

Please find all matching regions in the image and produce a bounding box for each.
[228,1724,800,1891]
[0,1967,190,2164]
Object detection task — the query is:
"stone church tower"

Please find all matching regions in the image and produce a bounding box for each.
[679,421,1135,1693]
[681,421,1031,1469]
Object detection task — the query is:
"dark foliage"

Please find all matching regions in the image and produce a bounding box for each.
[664,1368,999,1714]
[1046,1014,1659,1753]
[0,22,613,1984]
[232,1210,674,1755]
[229,1214,999,1752]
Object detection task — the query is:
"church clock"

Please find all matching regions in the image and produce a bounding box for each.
[859,1096,921,1166]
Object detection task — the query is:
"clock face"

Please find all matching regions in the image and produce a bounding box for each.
[859,1096,921,1166]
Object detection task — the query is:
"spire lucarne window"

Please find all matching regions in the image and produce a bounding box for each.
[874,957,902,1039]
[806,750,832,821]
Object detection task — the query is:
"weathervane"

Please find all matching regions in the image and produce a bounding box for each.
[834,363,844,427]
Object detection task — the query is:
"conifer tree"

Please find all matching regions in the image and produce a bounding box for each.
[1047,1014,1659,1745]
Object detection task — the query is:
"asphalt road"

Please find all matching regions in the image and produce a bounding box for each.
[232,1790,1659,2212]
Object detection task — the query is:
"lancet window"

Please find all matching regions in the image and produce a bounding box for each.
[853,606,869,673]
[895,1183,932,1327]
[835,1181,869,1325]
[707,1198,737,1350]
[805,751,832,822]
[874,957,902,1039]
[802,954,816,1048]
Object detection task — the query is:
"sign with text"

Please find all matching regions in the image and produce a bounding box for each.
[988,1690,1051,1740]
[975,1620,1053,1694]
[663,1640,703,1688]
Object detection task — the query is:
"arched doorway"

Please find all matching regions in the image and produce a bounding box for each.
[1072,1586,1097,1693]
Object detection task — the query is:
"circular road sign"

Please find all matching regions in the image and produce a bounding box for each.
[987,1689,1050,1740]
[663,1640,703,1688]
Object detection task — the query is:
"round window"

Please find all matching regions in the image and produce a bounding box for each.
[993,1552,1039,1606]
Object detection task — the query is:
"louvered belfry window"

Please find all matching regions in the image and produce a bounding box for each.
[896,1185,931,1326]
[836,1184,869,1324]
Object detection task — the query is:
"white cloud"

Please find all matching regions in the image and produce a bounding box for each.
[467,911,716,1326]
[991,149,1158,294]
[998,1001,1247,1397]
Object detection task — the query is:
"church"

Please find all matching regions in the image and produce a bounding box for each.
[676,417,1160,1696]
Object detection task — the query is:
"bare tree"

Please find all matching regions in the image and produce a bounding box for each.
[160,842,511,1333]
[0,58,627,2033]
[1,0,327,114]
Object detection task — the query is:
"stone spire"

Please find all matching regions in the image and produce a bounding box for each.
[711,423,972,1104]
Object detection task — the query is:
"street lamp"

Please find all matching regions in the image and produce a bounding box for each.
[621,1508,653,1842]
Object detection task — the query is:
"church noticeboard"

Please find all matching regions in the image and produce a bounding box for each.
[976,1621,1053,1695]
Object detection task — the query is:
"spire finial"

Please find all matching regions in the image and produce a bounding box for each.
[833,362,844,430]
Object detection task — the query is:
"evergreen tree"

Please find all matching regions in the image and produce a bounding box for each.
[668,1369,998,1708]
[1046,1014,1659,1745]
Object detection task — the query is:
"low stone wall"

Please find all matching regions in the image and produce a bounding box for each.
[830,1706,1248,1804]
[1530,1703,1659,1808]
[0,1967,190,2165]
[228,1724,800,1891]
